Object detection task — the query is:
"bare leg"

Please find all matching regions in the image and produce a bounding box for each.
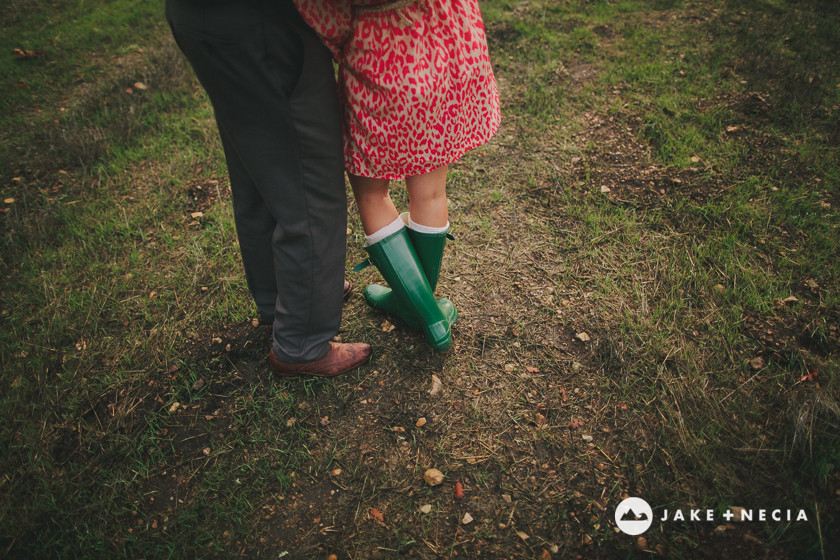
[349,174,399,234]
[406,164,449,227]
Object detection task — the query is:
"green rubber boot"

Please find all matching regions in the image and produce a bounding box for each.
[363,214,457,329]
[357,227,452,351]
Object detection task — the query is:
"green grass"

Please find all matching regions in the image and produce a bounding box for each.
[1,0,838,558]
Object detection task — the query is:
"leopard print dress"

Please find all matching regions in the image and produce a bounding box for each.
[293,0,501,179]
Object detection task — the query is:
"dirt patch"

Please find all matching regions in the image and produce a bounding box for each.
[185,177,231,215]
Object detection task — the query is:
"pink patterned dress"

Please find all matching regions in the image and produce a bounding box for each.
[293,0,501,179]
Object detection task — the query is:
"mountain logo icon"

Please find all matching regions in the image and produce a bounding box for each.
[619,508,649,522]
[615,498,653,535]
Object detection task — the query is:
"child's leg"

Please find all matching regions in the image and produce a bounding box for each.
[405,164,449,228]
[351,170,452,350]
[349,174,399,235]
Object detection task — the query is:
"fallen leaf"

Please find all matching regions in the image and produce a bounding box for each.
[133,81,148,90]
[419,504,432,514]
[320,416,330,426]
[502,494,512,503]
[285,417,296,427]
[539,549,552,560]
[600,185,611,193]
[567,419,584,429]
[331,468,342,476]
[190,211,203,218]
[559,386,568,402]
[516,530,530,541]
[13,47,46,60]
[461,512,474,524]
[782,295,799,304]
[454,481,465,500]
[370,508,384,522]
[749,356,765,370]
[380,319,396,333]
[202,447,210,456]
[504,363,515,373]
[800,368,818,383]
[575,332,590,342]
[636,536,647,550]
[730,506,747,522]
[525,366,540,373]
[535,412,547,427]
[429,374,442,396]
[424,468,444,486]
[725,125,740,133]
[168,401,180,413]
[415,417,427,427]
[3,198,14,204]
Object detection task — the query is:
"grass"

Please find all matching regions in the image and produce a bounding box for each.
[1,0,839,558]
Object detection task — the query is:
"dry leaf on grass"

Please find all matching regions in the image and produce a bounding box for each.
[454,481,465,500]
[370,508,384,522]
[429,374,442,396]
[800,369,818,383]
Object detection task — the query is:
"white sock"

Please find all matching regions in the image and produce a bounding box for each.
[364,216,405,246]
[408,216,449,234]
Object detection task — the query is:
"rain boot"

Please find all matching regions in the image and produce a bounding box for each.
[363,214,457,329]
[356,227,452,351]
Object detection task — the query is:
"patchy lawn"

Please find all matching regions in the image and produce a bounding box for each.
[1,0,838,558]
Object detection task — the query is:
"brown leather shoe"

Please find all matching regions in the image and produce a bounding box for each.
[268,341,372,378]
[258,281,353,326]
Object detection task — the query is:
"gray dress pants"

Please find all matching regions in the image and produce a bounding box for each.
[166,0,346,362]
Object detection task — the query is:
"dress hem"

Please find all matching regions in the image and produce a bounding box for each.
[345,113,501,180]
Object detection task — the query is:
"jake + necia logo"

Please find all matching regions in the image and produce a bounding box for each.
[614,497,653,535]
[615,497,810,536]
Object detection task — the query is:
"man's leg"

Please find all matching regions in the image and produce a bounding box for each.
[166,0,347,362]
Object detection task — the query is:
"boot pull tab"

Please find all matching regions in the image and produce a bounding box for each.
[353,258,373,273]
[446,232,455,241]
